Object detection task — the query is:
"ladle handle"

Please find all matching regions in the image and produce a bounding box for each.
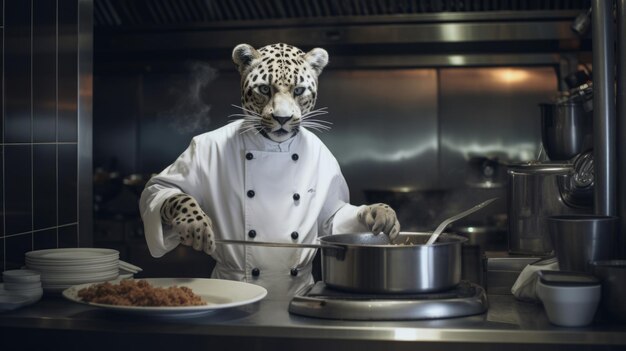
[426,198,498,245]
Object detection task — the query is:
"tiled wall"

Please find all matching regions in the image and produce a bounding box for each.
[1,0,93,272]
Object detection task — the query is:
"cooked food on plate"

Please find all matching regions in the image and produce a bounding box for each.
[77,279,206,306]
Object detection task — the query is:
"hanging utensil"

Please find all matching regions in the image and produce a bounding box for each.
[425,198,498,245]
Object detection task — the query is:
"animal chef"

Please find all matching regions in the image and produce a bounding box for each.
[140,43,400,298]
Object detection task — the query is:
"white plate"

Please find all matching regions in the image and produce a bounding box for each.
[42,271,120,285]
[26,247,119,259]
[62,278,268,318]
[25,248,119,264]
[26,262,119,272]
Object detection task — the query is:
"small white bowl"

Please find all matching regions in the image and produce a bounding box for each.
[0,295,32,311]
[3,281,42,291]
[2,269,41,283]
[15,288,44,301]
[537,271,601,327]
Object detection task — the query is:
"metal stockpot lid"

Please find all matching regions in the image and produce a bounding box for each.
[507,162,573,175]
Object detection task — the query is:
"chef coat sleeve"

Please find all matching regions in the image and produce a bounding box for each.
[332,203,369,234]
[139,138,204,258]
[318,164,369,236]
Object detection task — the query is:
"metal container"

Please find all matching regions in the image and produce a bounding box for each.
[507,162,579,255]
[591,260,626,322]
[319,232,466,294]
[453,225,507,252]
[547,215,617,273]
[453,225,507,286]
[539,102,587,161]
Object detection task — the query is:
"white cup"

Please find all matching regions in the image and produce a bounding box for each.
[537,279,601,327]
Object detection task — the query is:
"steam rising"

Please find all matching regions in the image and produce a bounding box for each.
[159,61,218,134]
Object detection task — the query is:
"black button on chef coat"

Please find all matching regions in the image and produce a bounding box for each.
[248,230,256,238]
[247,190,255,198]
[291,153,299,161]
[245,152,254,160]
[290,268,298,276]
[293,193,300,201]
[252,268,260,277]
[291,231,299,240]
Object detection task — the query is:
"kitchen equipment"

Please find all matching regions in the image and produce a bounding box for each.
[320,232,466,294]
[216,239,342,249]
[483,253,542,295]
[507,162,585,255]
[288,280,487,320]
[426,198,498,245]
[591,260,626,322]
[547,215,617,273]
[453,225,507,252]
[454,225,507,286]
[536,270,601,327]
[539,102,587,161]
[219,232,466,294]
[466,156,506,188]
[560,150,595,208]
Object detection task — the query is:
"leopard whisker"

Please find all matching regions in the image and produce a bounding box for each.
[302,111,328,118]
[231,104,261,117]
[303,126,330,133]
[301,118,333,125]
[304,106,328,114]
[301,107,328,118]
[239,125,263,135]
[301,122,332,131]
[302,115,330,121]
[228,113,254,119]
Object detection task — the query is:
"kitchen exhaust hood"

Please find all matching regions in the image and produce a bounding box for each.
[94,0,591,70]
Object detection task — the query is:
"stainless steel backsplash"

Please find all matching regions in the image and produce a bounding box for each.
[94,66,557,230]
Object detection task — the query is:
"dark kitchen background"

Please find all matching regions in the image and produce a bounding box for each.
[1,0,595,277]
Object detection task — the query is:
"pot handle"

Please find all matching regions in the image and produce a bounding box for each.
[216,239,344,250]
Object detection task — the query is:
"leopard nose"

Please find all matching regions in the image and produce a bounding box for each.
[272,115,292,126]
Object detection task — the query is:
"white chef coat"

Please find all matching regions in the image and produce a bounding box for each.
[139,119,368,298]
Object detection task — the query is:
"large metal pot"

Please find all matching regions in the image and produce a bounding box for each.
[319,232,466,294]
[507,162,583,255]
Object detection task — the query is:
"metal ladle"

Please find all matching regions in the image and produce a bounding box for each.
[425,198,498,245]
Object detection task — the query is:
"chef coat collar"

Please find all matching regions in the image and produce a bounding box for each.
[241,125,302,152]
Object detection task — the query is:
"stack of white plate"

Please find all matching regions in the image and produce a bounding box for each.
[0,269,44,311]
[25,248,120,293]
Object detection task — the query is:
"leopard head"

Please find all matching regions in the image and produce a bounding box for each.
[232,43,329,143]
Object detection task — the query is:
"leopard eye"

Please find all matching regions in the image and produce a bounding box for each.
[293,87,306,96]
[258,84,271,95]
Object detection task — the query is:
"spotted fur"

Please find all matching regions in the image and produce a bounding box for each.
[161,193,215,254]
[232,43,330,143]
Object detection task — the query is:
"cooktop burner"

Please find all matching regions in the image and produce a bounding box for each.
[288,281,488,320]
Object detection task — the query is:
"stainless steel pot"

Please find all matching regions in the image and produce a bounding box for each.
[319,232,466,294]
[539,102,587,161]
[591,260,626,322]
[507,162,586,255]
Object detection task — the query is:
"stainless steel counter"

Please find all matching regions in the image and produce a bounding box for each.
[1,294,625,351]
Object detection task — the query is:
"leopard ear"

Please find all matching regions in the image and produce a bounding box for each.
[232,43,261,75]
[304,48,329,76]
